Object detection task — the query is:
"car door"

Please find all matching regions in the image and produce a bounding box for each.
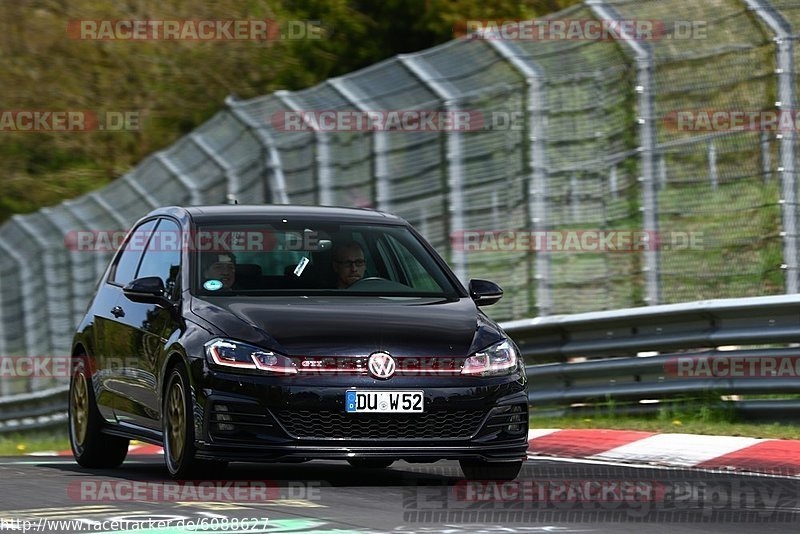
[94,218,158,421]
[111,217,182,430]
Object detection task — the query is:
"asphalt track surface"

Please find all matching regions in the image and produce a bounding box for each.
[0,455,798,533]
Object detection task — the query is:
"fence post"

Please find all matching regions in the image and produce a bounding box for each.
[275,91,334,206]
[708,140,718,191]
[588,0,661,305]
[484,38,553,316]
[743,0,798,293]
[328,78,392,211]
[761,131,772,183]
[398,54,467,282]
[0,285,5,396]
[121,173,160,209]
[610,164,619,201]
[0,236,40,393]
[225,97,290,205]
[62,201,109,295]
[10,215,61,384]
[190,132,243,204]
[155,152,205,205]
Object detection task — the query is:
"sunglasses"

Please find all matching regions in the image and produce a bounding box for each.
[335,259,366,268]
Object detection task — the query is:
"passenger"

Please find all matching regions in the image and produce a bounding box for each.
[202,252,237,290]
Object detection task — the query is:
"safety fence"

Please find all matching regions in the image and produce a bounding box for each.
[2,0,800,397]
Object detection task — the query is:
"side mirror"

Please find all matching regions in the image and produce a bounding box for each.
[469,279,503,307]
[123,276,167,303]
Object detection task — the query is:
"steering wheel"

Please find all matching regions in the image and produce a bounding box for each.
[349,276,388,287]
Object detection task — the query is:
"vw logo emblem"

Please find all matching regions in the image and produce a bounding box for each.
[368,352,396,379]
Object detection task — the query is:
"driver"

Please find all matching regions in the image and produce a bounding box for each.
[332,241,366,289]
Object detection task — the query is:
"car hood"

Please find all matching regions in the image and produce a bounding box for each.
[189,295,504,357]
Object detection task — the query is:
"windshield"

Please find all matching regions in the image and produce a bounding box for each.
[191,221,460,298]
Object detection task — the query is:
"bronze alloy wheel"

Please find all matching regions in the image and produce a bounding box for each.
[165,378,186,466]
[68,355,129,468]
[70,371,89,447]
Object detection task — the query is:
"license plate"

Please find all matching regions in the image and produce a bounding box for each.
[345,390,424,413]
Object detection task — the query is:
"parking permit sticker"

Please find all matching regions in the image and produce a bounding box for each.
[203,279,223,291]
[293,257,310,277]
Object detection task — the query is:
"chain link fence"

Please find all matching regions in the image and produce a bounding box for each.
[0,0,798,396]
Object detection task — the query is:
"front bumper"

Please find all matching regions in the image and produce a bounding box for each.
[191,362,529,463]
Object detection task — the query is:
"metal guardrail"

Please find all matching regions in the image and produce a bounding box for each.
[0,386,68,435]
[5,294,800,434]
[504,294,800,420]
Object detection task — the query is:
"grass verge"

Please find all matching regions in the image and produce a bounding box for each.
[0,431,69,456]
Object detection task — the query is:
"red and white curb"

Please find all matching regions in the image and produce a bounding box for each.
[29,430,800,476]
[527,428,800,476]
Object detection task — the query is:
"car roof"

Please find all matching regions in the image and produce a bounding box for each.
[147,205,408,225]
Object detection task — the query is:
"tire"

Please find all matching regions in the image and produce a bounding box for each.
[347,458,394,469]
[163,363,227,479]
[69,354,129,468]
[459,460,523,481]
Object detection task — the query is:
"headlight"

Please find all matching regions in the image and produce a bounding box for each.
[461,339,518,376]
[205,339,297,375]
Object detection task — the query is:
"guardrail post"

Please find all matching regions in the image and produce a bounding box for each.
[225,97,290,205]
[398,54,467,282]
[328,78,392,211]
[587,0,661,305]
[743,0,798,293]
[275,91,334,206]
[484,38,552,315]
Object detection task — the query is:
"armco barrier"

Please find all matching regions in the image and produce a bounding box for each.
[507,294,800,419]
[6,294,800,434]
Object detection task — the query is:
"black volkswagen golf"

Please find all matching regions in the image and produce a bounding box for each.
[69,205,528,480]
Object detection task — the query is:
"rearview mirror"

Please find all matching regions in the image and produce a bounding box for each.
[469,279,503,306]
[123,276,167,303]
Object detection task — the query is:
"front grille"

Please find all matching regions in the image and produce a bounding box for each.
[274,410,486,440]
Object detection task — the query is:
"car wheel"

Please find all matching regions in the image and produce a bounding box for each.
[347,458,394,469]
[459,460,523,481]
[69,355,129,468]
[163,363,227,479]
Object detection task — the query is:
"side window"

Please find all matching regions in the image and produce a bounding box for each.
[136,219,181,298]
[110,219,158,286]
